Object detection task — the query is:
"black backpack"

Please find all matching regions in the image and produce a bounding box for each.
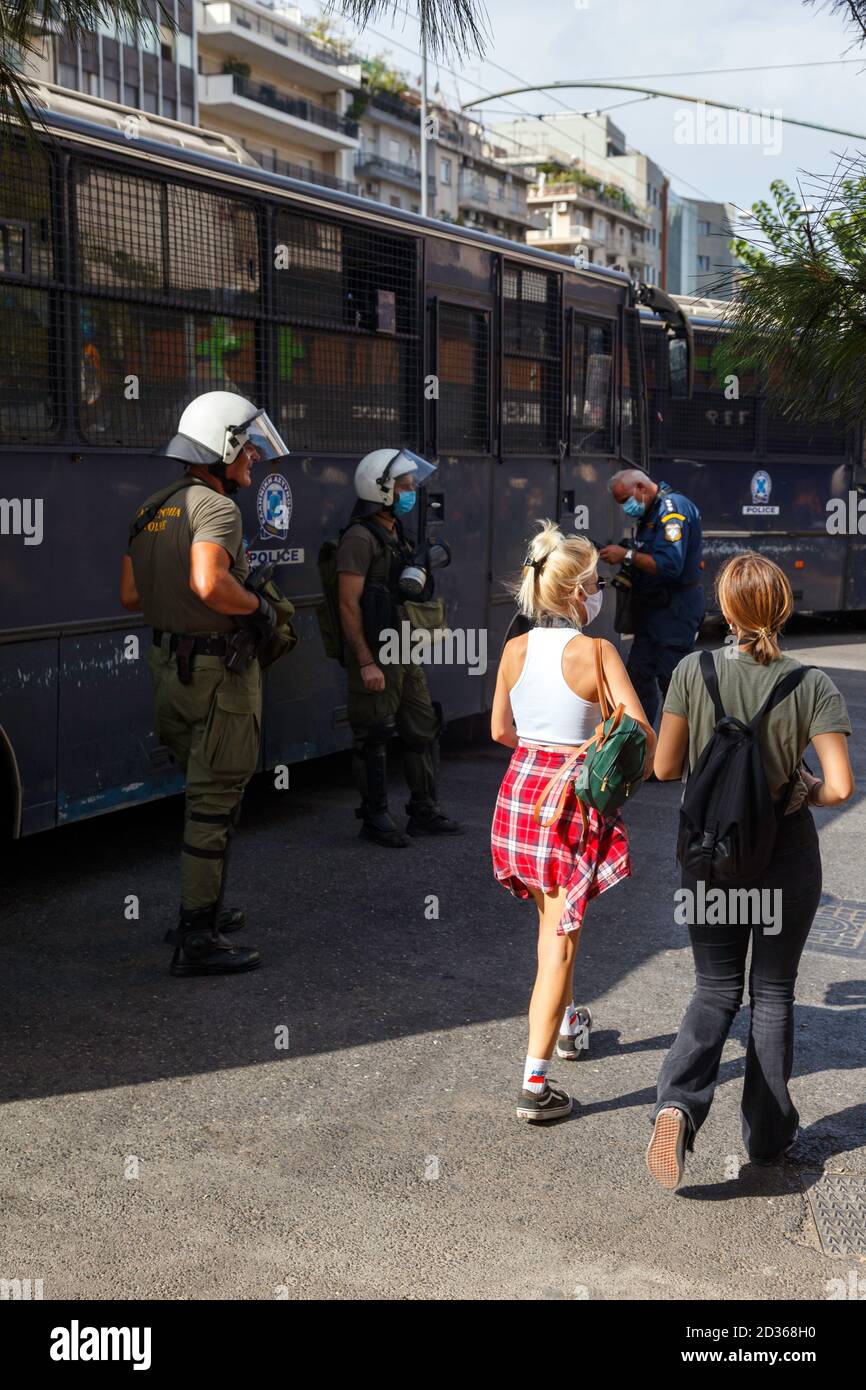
[677,650,811,884]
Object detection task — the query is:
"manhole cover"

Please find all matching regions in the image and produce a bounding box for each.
[808,1176,866,1256]
[806,897,866,959]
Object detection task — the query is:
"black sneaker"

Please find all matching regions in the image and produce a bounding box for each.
[516,1079,573,1123]
[555,1006,592,1060]
[358,812,411,848]
[750,1128,800,1166]
[406,808,462,836]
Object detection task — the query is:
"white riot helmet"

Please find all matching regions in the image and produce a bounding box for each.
[353,448,437,513]
[163,391,290,493]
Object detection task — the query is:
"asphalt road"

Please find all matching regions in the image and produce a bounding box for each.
[2,623,865,1301]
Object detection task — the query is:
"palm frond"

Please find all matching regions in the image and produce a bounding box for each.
[325,0,489,61]
[711,160,866,432]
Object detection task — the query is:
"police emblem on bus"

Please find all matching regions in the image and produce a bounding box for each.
[257,473,292,540]
[750,470,772,505]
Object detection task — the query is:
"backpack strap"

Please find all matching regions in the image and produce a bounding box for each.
[698,649,726,723]
[748,664,813,730]
[128,476,199,548]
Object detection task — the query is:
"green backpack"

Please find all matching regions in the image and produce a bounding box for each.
[315,536,346,664]
[534,638,648,835]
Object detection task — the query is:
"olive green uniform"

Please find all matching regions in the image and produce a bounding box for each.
[337,520,439,816]
[129,477,262,911]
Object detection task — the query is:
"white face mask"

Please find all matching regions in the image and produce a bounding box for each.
[579,588,604,626]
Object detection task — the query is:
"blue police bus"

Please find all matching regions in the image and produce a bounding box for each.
[640,296,866,617]
[0,88,693,840]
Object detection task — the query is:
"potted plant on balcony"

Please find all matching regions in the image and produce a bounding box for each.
[221,56,251,80]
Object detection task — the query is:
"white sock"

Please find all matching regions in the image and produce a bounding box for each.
[523,1055,549,1094]
[561,1002,579,1036]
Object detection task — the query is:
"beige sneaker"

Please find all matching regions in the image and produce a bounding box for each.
[646,1107,688,1190]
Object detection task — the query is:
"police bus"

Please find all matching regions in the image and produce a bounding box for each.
[1,84,692,840]
[640,296,866,617]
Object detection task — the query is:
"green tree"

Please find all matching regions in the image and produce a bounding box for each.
[1,1,172,132]
[714,169,866,430]
[326,0,487,61]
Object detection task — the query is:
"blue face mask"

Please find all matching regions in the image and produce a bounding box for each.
[393,490,417,516]
[621,495,646,519]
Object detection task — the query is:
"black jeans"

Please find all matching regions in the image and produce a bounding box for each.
[652,807,822,1163]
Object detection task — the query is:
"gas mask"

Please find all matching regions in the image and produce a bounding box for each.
[398,539,452,597]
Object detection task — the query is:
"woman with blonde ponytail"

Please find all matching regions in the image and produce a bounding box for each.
[491,521,656,1123]
[647,551,854,1189]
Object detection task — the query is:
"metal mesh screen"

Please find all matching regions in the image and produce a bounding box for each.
[765,412,847,456]
[502,261,561,454]
[668,330,757,452]
[74,163,261,315]
[78,303,257,446]
[437,302,489,453]
[640,322,667,451]
[271,207,421,453]
[620,310,644,465]
[0,143,59,442]
[571,315,613,454]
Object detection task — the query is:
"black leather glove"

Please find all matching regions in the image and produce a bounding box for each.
[247,592,279,645]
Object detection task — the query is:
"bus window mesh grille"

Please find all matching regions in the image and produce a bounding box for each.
[271,208,421,453]
[502,261,561,454]
[0,143,58,442]
[437,303,489,453]
[571,316,613,454]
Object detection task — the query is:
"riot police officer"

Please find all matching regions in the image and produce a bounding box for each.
[119,391,291,976]
[336,448,460,848]
[599,468,704,726]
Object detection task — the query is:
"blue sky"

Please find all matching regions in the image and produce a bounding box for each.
[326,0,866,219]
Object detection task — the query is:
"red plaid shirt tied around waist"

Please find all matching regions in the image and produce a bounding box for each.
[491,742,631,935]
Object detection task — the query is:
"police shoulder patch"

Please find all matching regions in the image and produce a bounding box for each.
[663,520,683,543]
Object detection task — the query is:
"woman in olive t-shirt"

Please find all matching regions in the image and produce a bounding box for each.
[645,552,854,1190]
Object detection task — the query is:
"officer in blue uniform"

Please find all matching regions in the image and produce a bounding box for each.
[599,468,704,726]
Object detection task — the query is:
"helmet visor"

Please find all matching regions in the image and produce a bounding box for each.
[237,410,290,463]
[380,448,437,490]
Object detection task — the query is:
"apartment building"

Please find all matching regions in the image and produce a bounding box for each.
[196,0,362,194]
[667,193,737,298]
[24,0,198,124]
[493,113,658,280]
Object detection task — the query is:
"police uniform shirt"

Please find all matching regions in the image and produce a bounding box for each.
[129,480,249,634]
[634,483,702,590]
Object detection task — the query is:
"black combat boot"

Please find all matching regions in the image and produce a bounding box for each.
[355,738,410,848]
[169,905,261,977]
[405,801,462,836]
[164,907,245,945]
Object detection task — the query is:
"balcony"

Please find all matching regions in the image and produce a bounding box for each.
[247,147,359,195]
[528,180,651,227]
[355,151,435,196]
[527,222,602,250]
[457,176,536,225]
[198,2,362,92]
[368,89,421,127]
[198,73,360,150]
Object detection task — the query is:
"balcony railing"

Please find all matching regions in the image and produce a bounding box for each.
[201,3,360,69]
[369,89,421,125]
[228,75,359,136]
[458,177,529,220]
[355,152,435,192]
[528,180,651,224]
[248,148,359,195]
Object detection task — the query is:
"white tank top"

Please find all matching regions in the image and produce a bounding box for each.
[510,627,601,745]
